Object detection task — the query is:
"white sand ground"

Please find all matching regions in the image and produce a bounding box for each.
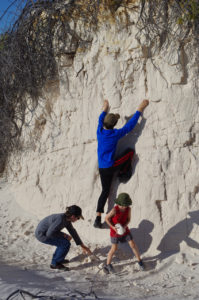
[1,180,199,300]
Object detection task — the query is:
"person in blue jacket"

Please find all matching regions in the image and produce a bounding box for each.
[35,205,92,270]
[94,99,149,228]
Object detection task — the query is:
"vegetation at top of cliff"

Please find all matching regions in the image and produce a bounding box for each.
[0,0,199,174]
[138,0,199,47]
[0,0,98,173]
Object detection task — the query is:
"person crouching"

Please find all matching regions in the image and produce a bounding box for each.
[35,205,91,270]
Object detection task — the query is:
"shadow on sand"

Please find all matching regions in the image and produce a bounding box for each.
[80,210,199,273]
[144,210,199,270]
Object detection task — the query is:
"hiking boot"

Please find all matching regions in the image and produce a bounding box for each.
[138,260,145,271]
[93,217,102,228]
[50,263,70,271]
[103,264,115,274]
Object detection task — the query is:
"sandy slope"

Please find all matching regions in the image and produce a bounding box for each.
[1,253,199,300]
[0,180,199,300]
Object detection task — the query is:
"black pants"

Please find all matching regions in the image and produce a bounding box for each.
[96,149,134,213]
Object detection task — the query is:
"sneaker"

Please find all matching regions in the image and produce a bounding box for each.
[138,260,145,271]
[50,263,70,271]
[93,218,102,228]
[103,264,115,274]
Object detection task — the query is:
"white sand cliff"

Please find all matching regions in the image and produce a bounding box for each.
[0,3,199,299]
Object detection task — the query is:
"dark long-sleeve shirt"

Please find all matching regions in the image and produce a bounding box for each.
[97,110,141,168]
[35,213,83,245]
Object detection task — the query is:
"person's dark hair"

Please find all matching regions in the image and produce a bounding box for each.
[65,205,84,219]
[104,123,114,130]
[103,113,120,130]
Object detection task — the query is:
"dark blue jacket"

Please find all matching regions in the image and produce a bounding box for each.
[35,213,82,245]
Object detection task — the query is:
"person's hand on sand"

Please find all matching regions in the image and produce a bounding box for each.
[137,99,149,113]
[81,244,92,255]
[103,99,109,112]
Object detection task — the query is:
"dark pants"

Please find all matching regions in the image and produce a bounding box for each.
[43,237,71,266]
[96,149,134,213]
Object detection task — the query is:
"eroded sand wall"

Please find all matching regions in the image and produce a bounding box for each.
[7,7,199,255]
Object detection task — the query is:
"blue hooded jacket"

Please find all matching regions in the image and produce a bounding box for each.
[97,111,141,168]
